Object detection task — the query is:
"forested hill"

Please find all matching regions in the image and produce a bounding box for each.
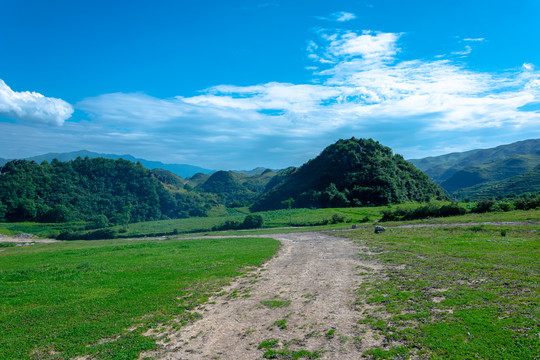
[252,138,447,211]
[0,150,214,178]
[0,157,214,223]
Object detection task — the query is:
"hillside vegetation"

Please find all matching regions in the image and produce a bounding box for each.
[196,170,276,207]
[409,138,540,183]
[409,138,540,199]
[0,158,214,224]
[252,138,446,211]
[452,164,540,199]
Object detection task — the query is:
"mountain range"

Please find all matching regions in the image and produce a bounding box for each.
[409,138,540,198]
[2,138,539,200]
[0,150,214,178]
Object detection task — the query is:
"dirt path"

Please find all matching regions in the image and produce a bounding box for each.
[142,232,384,359]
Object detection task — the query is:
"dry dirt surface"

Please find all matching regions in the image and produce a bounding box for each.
[142,232,387,360]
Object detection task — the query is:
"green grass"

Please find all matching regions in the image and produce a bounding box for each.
[261,299,291,308]
[258,338,321,359]
[0,237,280,359]
[0,221,87,238]
[343,223,540,359]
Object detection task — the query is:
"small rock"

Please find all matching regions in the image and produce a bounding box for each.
[374,226,386,234]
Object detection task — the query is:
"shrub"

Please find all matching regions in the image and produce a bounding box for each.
[242,214,264,229]
[473,198,496,213]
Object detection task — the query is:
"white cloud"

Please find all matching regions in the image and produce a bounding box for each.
[64,29,540,168]
[333,11,357,22]
[320,31,400,62]
[451,45,472,56]
[316,11,357,22]
[463,37,485,42]
[0,79,73,125]
[523,63,535,71]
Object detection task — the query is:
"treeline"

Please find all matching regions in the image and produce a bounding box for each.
[0,157,215,224]
[380,193,540,222]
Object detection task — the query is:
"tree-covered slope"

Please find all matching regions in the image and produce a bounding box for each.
[452,164,540,199]
[252,138,446,211]
[0,157,213,223]
[452,165,540,199]
[195,170,274,207]
[409,138,540,183]
[440,153,540,192]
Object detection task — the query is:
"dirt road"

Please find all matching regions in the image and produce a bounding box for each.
[143,232,385,359]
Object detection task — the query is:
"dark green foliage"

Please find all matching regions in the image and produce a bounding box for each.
[252,138,446,211]
[473,198,496,213]
[196,170,275,207]
[452,164,540,199]
[0,158,213,224]
[409,138,540,183]
[242,214,264,228]
[212,214,264,231]
[0,201,6,222]
[381,202,467,222]
[57,228,118,241]
[514,194,540,210]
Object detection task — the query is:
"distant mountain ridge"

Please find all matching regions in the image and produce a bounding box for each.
[409,139,540,183]
[409,138,540,198]
[0,150,215,178]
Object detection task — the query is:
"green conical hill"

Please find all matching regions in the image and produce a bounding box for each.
[252,138,446,211]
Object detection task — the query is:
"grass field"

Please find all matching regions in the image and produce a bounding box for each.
[0,205,389,239]
[0,237,280,359]
[342,222,540,359]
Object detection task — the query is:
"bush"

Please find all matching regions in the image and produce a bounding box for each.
[241,214,264,229]
[514,196,540,210]
[494,202,514,212]
[473,198,496,213]
[330,213,346,224]
[85,228,117,240]
[438,203,467,217]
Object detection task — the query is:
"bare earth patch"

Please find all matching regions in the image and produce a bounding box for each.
[141,232,386,359]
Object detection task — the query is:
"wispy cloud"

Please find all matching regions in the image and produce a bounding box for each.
[451,45,472,56]
[0,79,73,125]
[463,37,485,42]
[316,11,357,22]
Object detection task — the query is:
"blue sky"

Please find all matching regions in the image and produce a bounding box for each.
[1,0,539,170]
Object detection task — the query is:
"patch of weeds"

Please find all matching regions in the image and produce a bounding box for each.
[364,345,408,359]
[258,339,321,359]
[325,329,335,339]
[273,318,288,329]
[261,299,291,308]
[259,338,279,350]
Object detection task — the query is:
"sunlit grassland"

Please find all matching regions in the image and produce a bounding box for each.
[342,224,539,359]
[0,237,280,359]
[2,205,538,240]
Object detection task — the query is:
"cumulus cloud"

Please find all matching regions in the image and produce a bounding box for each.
[0,79,73,125]
[309,31,400,64]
